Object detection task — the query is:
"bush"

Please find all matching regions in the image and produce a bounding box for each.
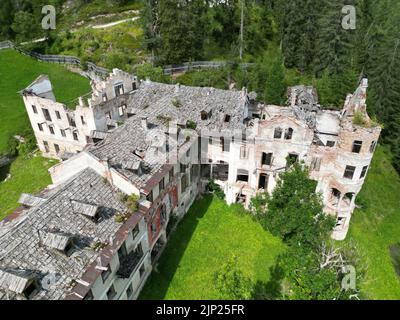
[206,179,225,200]
[353,112,367,127]
[126,194,139,212]
[214,255,253,299]
[186,120,197,130]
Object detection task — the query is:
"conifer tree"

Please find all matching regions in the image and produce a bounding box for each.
[158,0,206,64]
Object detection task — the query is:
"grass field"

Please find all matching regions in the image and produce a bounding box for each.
[140,195,285,300]
[0,49,91,155]
[346,146,400,299]
[0,154,57,220]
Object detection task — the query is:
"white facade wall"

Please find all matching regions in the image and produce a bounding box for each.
[90,218,151,300]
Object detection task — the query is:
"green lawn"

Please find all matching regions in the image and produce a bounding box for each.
[346,146,400,299]
[0,154,57,220]
[0,49,91,154]
[140,195,285,300]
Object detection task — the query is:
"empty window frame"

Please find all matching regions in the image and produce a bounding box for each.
[326,141,336,147]
[331,188,341,206]
[68,116,76,127]
[115,84,124,97]
[180,163,188,173]
[159,177,165,192]
[49,126,55,135]
[352,140,363,153]
[224,114,231,123]
[370,141,377,153]
[60,129,66,137]
[81,116,86,125]
[236,169,249,182]
[42,108,52,121]
[102,93,108,102]
[201,111,208,121]
[118,243,128,260]
[43,141,49,153]
[286,153,298,167]
[261,152,273,166]
[73,131,79,141]
[132,224,140,239]
[38,123,44,131]
[274,127,283,139]
[139,263,145,278]
[360,165,368,179]
[106,284,117,300]
[55,110,61,120]
[126,284,133,298]
[101,266,112,283]
[54,144,60,154]
[284,128,294,140]
[118,106,124,117]
[146,190,153,203]
[335,217,346,229]
[181,173,188,192]
[220,137,227,152]
[135,243,143,255]
[32,105,37,114]
[258,173,269,190]
[343,165,356,180]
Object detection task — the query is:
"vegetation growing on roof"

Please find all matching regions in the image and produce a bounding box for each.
[353,111,368,127]
[126,194,139,213]
[115,212,132,223]
[171,98,182,108]
[186,120,197,130]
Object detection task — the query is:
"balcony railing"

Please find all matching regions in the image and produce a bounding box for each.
[116,250,144,279]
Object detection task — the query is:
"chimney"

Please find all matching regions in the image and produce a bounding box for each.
[141,117,148,131]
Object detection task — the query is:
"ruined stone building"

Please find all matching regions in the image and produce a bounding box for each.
[0,69,379,299]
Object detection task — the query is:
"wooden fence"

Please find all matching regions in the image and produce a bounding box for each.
[0,40,109,77]
[0,40,254,78]
[163,61,254,75]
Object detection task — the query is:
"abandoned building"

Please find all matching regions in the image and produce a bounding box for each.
[0,69,380,300]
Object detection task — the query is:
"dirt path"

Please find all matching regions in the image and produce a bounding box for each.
[91,16,139,29]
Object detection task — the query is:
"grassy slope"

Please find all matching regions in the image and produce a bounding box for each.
[346,146,400,299]
[0,49,91,154]
[140,195,285,300]
[0,155,57,220]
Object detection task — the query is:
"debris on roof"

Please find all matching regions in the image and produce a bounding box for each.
[18,194,46,207]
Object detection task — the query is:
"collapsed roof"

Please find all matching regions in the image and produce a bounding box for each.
[0,168,131,300]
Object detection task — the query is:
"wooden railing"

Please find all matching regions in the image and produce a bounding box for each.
[0,40,109,77]
[0,40,254,78]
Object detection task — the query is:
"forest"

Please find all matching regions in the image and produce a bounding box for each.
[0,0,399,172]
[141,0,400,173]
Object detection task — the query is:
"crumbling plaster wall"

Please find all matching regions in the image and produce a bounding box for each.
[23,94,88,157]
